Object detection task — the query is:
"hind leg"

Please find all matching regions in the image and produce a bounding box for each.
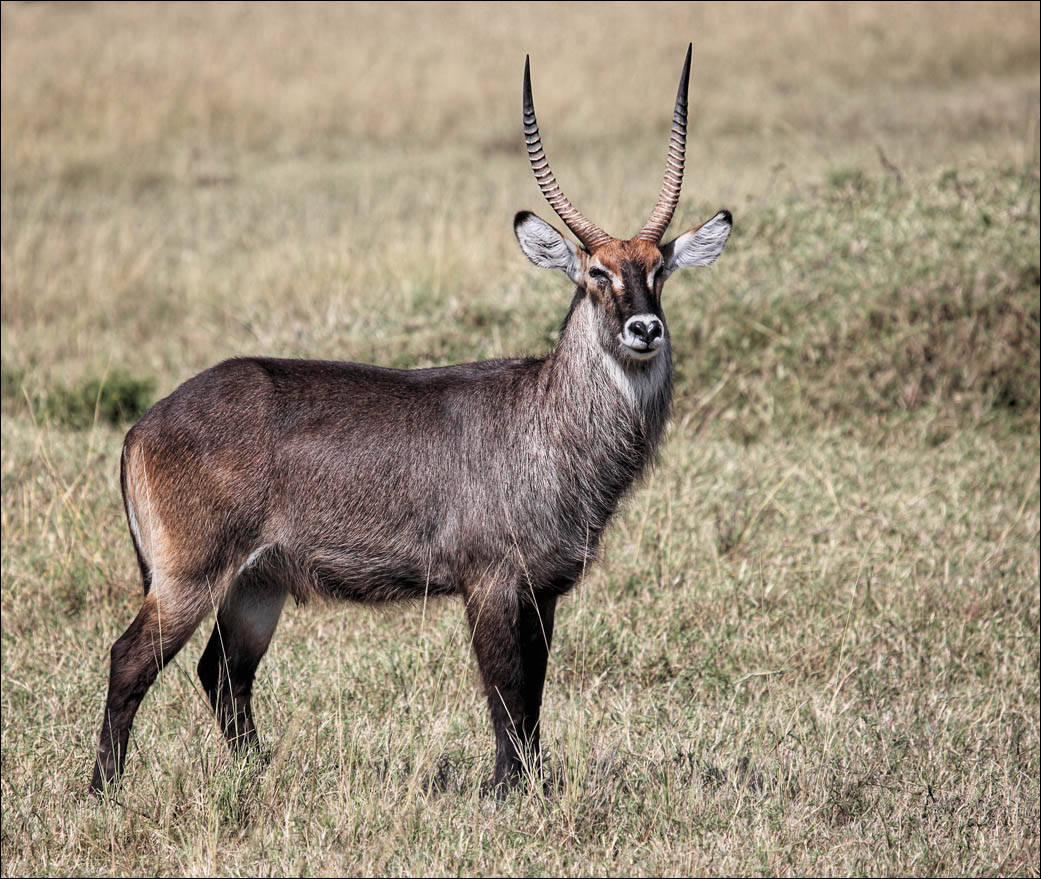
[197,570,286,751]
[90,586,209,793]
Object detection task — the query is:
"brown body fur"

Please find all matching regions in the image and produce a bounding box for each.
[93,328,672,793]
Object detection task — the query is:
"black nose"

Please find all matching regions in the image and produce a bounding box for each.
[628,318,663,344]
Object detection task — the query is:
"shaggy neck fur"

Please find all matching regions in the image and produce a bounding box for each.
[523,292,673,563]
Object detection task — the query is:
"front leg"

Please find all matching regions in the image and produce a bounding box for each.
[465,584,557,792]
[516,591,556,768]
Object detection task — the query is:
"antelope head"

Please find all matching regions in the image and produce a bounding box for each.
[514,45,732,365]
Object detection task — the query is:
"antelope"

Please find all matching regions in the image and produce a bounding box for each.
[90,45,731,796]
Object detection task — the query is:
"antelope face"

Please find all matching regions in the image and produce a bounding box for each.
[585,238,668,363]
[514,210,733,365]
[514,45,732,368]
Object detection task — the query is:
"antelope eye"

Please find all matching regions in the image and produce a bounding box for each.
[589,269,610,290]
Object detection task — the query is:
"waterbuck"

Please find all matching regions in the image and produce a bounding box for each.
[90,45,732,795]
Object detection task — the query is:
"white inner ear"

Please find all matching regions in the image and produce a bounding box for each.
[662,210,732,279]
[515,213,583,283]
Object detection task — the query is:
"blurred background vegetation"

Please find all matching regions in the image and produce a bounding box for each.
[1,3,1038,875]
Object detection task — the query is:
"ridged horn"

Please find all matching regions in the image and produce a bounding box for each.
[636,44,692,242]
[523,56,612,251]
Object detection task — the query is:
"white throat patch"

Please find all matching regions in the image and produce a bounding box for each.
[596,344,668,409]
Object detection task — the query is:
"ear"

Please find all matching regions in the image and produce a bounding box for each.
[514,211,583,283]
[661,210,732,279]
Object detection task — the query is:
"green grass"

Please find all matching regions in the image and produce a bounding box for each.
[2,2,1039,876]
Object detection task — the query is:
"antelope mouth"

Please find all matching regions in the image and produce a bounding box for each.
[619,337,665,360]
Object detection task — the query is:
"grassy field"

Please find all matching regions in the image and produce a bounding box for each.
[2,2,1039,875]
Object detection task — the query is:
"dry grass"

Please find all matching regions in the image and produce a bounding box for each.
[2,2,1039,876]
